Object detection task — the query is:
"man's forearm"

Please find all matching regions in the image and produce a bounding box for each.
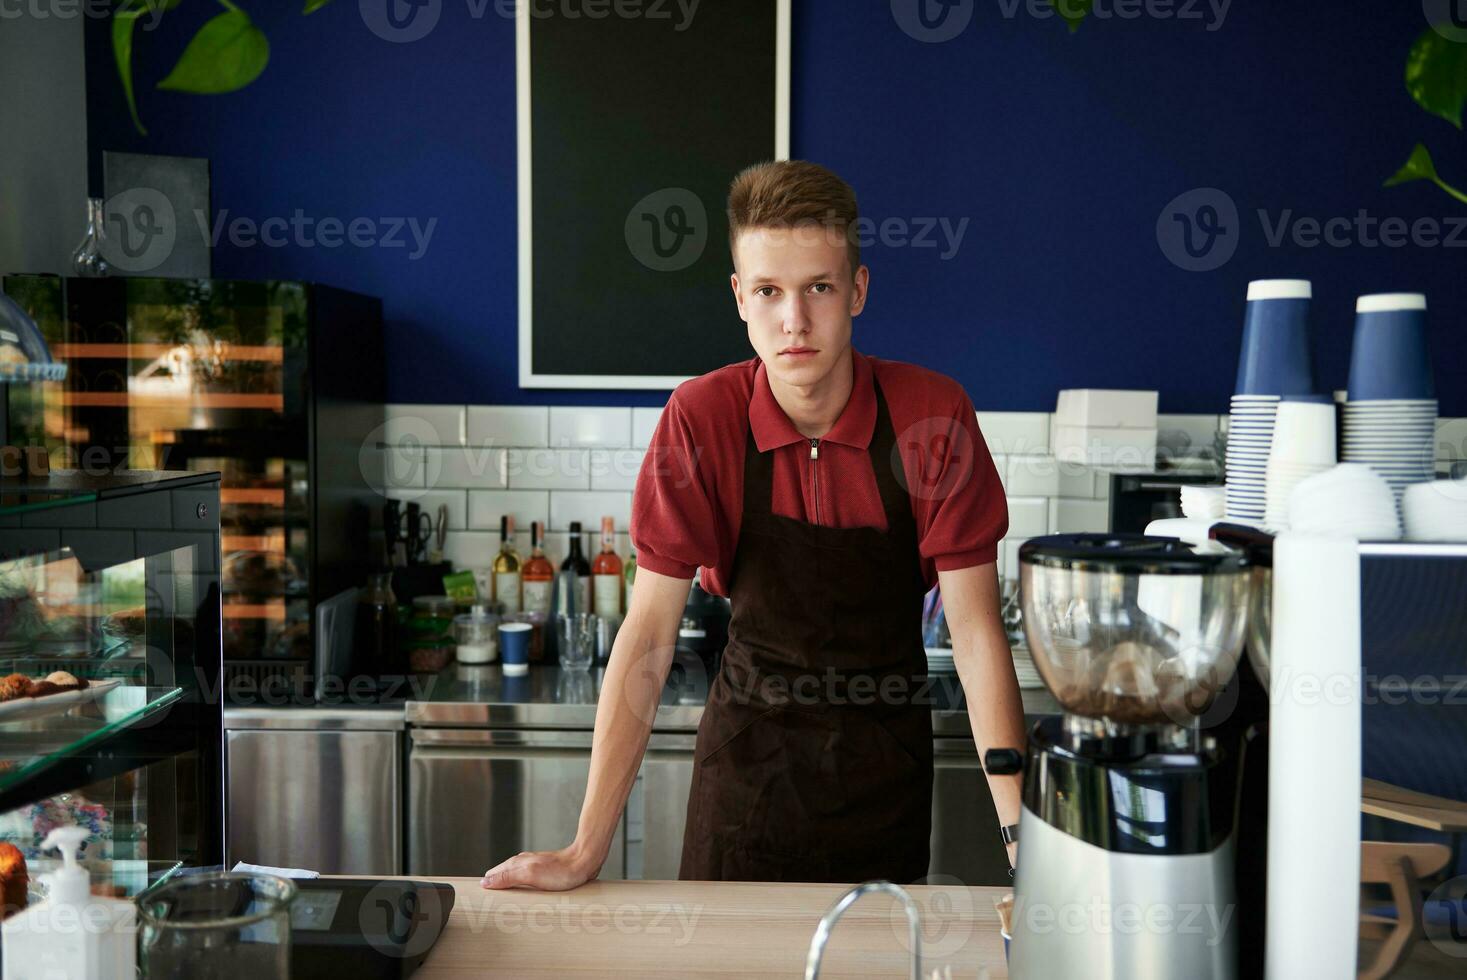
[572,607,677,867]
[952,613,1027,859]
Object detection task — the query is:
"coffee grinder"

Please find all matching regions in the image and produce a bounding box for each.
[986,533,1252,979]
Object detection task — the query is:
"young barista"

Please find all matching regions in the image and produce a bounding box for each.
[483,160,1025,888]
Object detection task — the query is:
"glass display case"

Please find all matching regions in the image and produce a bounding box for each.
[0,469,223,869]
[1,276,385,696]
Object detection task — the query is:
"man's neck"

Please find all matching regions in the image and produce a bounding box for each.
[767,347,855,440]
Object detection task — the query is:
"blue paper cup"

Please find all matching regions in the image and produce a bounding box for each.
[1347,294,1433,401]
[499,622,532,675]
[1235,280,1314,396]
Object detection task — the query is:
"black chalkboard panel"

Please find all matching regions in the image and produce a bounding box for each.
[520,0,787,388]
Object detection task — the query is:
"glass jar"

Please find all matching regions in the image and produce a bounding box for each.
[137,872,295,978]
[406,595,456,674]
[452,603,500,664]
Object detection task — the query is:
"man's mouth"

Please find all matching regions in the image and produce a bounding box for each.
[780,347,818,357]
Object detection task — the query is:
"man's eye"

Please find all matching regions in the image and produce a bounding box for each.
[810,283,832,294]
[756,287,776,297]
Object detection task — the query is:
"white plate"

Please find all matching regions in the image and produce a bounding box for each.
[0,679,121,723]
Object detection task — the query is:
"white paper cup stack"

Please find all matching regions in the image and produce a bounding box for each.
[1226,394,1280,521]
[1401,479,1467,542]
[1287,464,1401,540]
[1340,399,1437,503]
[1264,399,1337,530]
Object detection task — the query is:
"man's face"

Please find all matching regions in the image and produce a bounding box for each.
[731,223,868,391]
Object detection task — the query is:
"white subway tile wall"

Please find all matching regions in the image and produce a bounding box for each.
[631,407,663,449]
[467,406,548,447]
[385,405,1467,582]
[549,406,632,448]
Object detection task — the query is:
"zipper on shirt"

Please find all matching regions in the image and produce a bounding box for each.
[809,438,820,524]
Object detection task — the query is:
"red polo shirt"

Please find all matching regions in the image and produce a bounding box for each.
[630,350,1008,597]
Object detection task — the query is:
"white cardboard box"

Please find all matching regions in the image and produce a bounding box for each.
[1055,389,1159,430]
[1053,424,1158,467]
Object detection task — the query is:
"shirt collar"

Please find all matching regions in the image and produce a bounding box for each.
[749,350,877,453]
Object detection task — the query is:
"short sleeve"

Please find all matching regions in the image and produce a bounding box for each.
[905,390,1008,571]
[629,393,718,580]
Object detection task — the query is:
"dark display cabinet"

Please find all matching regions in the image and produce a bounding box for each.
[2,276,385,695]
[0,470,223,874]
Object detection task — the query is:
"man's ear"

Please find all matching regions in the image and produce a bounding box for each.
[730,272,748,322]
[849,264,870,317]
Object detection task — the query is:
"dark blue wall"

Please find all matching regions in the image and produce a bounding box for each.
[85,2,1466,413]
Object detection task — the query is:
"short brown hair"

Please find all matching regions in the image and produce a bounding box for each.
[726,160,861,273]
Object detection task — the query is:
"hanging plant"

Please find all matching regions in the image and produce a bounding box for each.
[112,0,335,135]
[1386,27,1467,205]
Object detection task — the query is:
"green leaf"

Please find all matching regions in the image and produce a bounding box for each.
[1049,0,1091,33]
[1405,29,1467,129]
[111,0,179,135]
[113,12,146,135]
[1384,143,1467,206]
[303,0,334,12]
[158,9,270,95]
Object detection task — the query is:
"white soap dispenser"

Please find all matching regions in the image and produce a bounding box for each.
[1,826,136,980]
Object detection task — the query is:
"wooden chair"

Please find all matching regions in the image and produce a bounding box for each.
[1356,778,1467,980]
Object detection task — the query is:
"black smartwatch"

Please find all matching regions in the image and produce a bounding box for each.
[1000,823,1019,846]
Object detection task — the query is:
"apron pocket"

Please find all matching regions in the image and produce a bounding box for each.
[693,702,784,765]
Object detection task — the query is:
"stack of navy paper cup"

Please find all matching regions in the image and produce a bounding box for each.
[1341,294,1437,504]
[1226,279,1315,523]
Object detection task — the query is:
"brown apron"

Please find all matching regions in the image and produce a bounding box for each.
[678,376,934,884]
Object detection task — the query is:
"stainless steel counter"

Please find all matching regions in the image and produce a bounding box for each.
[399,651,1062,736]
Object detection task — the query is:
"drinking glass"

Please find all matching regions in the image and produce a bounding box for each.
[558,612,597,671]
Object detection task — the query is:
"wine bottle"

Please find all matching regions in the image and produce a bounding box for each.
[493,515,522,614]
[521,520,555,616]
[560,521,592,615]
[623,545,637,613]
[592,515,623,620]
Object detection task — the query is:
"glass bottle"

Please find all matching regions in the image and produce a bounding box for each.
[493,515,521,614]
[559,521,592,615]
[71,198,111,277]
[623,545,637,612]
[521,520,555,616]
[355,571,399,679]
[592,516,623,620]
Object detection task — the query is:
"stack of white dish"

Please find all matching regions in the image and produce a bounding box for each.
[1401,479,1467,542]
[1180,485,1226,521]
[1339,399,1438,503]
[1264,399,1337,530]
[1287,464,1401,540]
[1052,389,1158,467]
[1225,394,1280,521]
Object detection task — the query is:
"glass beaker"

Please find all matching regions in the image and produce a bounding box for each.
[137,872,296,978]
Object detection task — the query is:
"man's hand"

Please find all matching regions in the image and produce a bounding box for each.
[481,844,601,891]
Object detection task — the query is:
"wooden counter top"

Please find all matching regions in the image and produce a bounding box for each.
[360,877,1010,979]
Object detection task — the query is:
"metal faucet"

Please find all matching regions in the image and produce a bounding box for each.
[804,880,924,980]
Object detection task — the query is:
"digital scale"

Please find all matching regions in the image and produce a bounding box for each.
[288,878,457,978]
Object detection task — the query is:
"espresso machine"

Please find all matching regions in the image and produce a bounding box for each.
[987,533,1253,979]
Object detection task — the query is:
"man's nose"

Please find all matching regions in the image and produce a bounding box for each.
[784,295,811,335]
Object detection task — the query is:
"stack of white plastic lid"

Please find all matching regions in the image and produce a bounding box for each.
[1401,479,1467,542]
[1287,464,1401,540]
